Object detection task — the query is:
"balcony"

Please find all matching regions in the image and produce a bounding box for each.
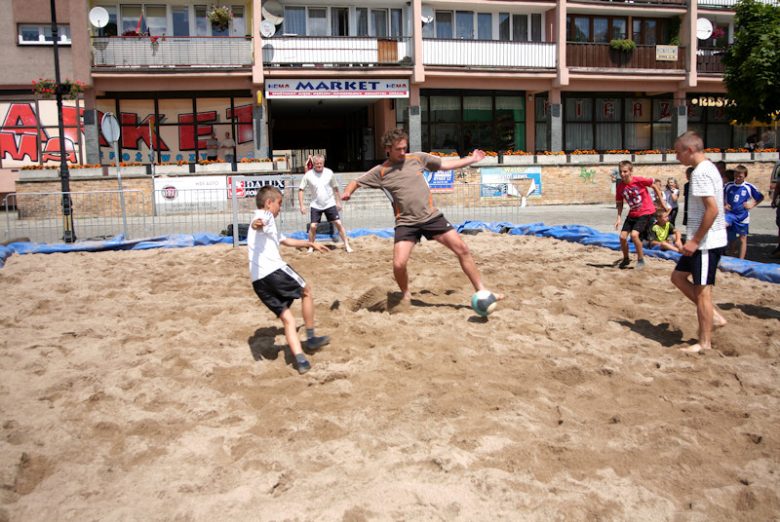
[573,0,687,4]
[697,49,725,73]
[262,36,412,67]
[91,36,252,68]
[699,0,779,6]
[423,39,556,69]
[567,43,686,71]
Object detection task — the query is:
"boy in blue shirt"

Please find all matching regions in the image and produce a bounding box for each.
[723,165,764,259]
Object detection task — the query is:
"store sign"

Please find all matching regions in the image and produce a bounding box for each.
[265,79,409,99]
[691,96,734,108]
[656,45,678,62]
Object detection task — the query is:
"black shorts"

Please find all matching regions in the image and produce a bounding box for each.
[674,247,724,286]
[394,214,454,243]
[252,266,306,317]
[622,214,652,235]
[310,206,340,224]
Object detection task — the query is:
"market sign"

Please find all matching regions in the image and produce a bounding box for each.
[265,79,409,99]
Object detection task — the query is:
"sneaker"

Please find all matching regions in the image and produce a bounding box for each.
[618,258,631,269]
[306,335,331,351]
[636,258,646,269]
[297,359,312,375]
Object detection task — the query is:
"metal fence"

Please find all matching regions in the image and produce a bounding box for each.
[3,183,524,246]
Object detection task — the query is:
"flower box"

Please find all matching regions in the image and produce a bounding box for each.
[501,155,535,165]
[236,162,275,173]
[723,152,751,162]
[601,154,633,164]
[753,151,778,162]
[704,152,723,162]
[474,156,498,166]
[107,166,148,176]
[18,169,59,181]
[567,154,600,165]
[153,165,191,176]
[71,167,106,178]
[195,163,232,174]
[535,155,566,165]
[633,154,665,164]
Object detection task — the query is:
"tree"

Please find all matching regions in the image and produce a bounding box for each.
[722,0,780,124]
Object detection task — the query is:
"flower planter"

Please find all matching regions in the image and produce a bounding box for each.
[704,152,723,162]
[18,169,60,181]
[195,163,231,174]
[236,162,275,173]
[71,167,106,178]
[535,155,566,165]
[275,161,288,171]
[154,165,191,176]
[723,152,751,163]
[601,154,633,164]
[567,154,600,165]
[753,151,778,161]
[633,154,665,164]
[501,155,535,165]
[108,166,148,176]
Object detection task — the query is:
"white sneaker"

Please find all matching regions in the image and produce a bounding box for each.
[307,247,313,253]
[346,244,354,253]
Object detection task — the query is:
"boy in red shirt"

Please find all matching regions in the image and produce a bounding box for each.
[614,160,663,269]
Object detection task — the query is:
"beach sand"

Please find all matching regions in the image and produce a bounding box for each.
[1,233,779,521]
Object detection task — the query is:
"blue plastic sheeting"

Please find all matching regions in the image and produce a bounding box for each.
[2,223,778,284]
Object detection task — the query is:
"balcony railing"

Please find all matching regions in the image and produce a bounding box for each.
[92,36,252,68]
[697,48,725,73]
[567,43,686,70]
[699,0,778,6]
[423,39,556,68]
[262,36,412,67]
[573,0,687,5]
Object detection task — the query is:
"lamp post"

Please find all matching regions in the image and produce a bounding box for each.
[50,0,76,243]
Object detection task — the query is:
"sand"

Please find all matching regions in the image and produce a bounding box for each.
[1,233,779,522]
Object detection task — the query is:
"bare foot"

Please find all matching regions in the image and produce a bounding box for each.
[713,314,728,328]
[493,293,506,301]
[678,344,712,353]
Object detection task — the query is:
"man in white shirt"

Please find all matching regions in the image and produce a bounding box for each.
[672,131,728,353]
[298,154,353,253]
[221,132,236,164]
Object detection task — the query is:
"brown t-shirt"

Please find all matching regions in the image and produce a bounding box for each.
[355,152,443,226]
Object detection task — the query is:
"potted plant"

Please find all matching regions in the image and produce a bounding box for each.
[32,78,87,100]
[207,5,234,32]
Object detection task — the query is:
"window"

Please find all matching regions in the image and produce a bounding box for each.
[512,15,527,41]
[309,8,327,37]
[531,14,542,41]
[18,25,71,45]
[436,12,452,39]
[477,13,492,40]
[456,12,473,39]
[284,7,306,35]
[332,8,349,36]
[632,18,670,45]
[390,9,403,37]
[172,6,190,36]
[499,14,510,41]
[497,13,541,42]
[371,9,388,37]
[145,5,167,36]
[356,8,368,36]
[567,16,631,43]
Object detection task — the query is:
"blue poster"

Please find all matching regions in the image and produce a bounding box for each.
[480,167,542,199]
[424,169,454,193]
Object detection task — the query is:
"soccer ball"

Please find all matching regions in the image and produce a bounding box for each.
[471,290,497,316]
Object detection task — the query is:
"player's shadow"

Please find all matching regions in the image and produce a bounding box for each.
[614,319,686,347]
[718,302,780,321]
[248,326,294,366]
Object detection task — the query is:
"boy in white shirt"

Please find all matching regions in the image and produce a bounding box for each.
[248,185,331,374]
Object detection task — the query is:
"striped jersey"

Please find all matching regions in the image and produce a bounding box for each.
[687,160,727,250]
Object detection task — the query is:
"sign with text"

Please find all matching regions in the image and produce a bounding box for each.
[265,79,409,99]
[153,176,227,214]
[655,45,679,62]
[480,167,542,199]
[424,169,454,193]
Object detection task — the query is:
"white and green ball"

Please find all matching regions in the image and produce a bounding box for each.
[471,290,497,316]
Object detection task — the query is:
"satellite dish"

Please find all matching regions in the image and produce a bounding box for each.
[89,7,109,28]
[260,20,276,38]
[421,5,434,25]
[262,0,284,26]
[696,18,713,40]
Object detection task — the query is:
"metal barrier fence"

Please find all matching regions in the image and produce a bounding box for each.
[3,183,523,246]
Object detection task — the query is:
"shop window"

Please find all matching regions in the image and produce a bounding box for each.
[431,96,459,123]
[464,96,492,122]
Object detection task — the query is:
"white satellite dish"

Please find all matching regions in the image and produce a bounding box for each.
[89,7,109,28]
[262,0,284,26]
[421,5,434,25]
[696,18,713,40]
[260,20,276,38]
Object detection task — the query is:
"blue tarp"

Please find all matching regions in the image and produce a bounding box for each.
[2,222,778,284]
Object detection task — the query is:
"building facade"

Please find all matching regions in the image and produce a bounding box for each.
[0,0,775,187]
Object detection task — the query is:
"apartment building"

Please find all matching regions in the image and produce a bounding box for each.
[0,0,771,184]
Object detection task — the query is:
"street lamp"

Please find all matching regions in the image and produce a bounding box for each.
[50,0,76,243]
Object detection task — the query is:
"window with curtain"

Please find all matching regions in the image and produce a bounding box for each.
[594,18,609,43]
[390,9,402,37]
[478,13,491,40]
[499,13,510,41]
[573,16,590,42]
[456,12,473,39]
[332,7,349,36]
[431,96,460,122]
[284,7,306,35]
[356,8,368,36]
[144,5,166,35]
[464,96,492,122]
[308,8,327,37]
[196,5,208,36]
[436,12,452,39]
[624,98,652,150]
[512,14,527,41]
[531,13,542,41]
[596,98,621,150]
[371,9,388,37]
[172,6,189,36]
[121,5,143,34]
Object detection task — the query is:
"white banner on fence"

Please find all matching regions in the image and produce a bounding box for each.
[154,176,228,214]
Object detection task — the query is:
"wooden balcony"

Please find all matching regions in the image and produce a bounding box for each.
[567,43,686,70]
[697,49,725,74]
[92,36,252,68]
[262,36,413,67]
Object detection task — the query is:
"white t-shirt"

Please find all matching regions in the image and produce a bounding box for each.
[299,168,338,210]
[687,160,727,250]
[663,188,679,209]
[247,209,287,282]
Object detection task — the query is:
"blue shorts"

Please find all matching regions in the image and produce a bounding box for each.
[252,266,306,317]
[674,247,724,286]
[727,221,749,241]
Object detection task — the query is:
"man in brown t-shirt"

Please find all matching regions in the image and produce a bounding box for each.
[341,128,505,306]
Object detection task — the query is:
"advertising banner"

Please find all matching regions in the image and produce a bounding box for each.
[424,169,454,193]
[480,167,542,199]
[153,176,227,214]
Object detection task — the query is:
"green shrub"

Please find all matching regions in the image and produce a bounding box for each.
[609,39,636,52]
